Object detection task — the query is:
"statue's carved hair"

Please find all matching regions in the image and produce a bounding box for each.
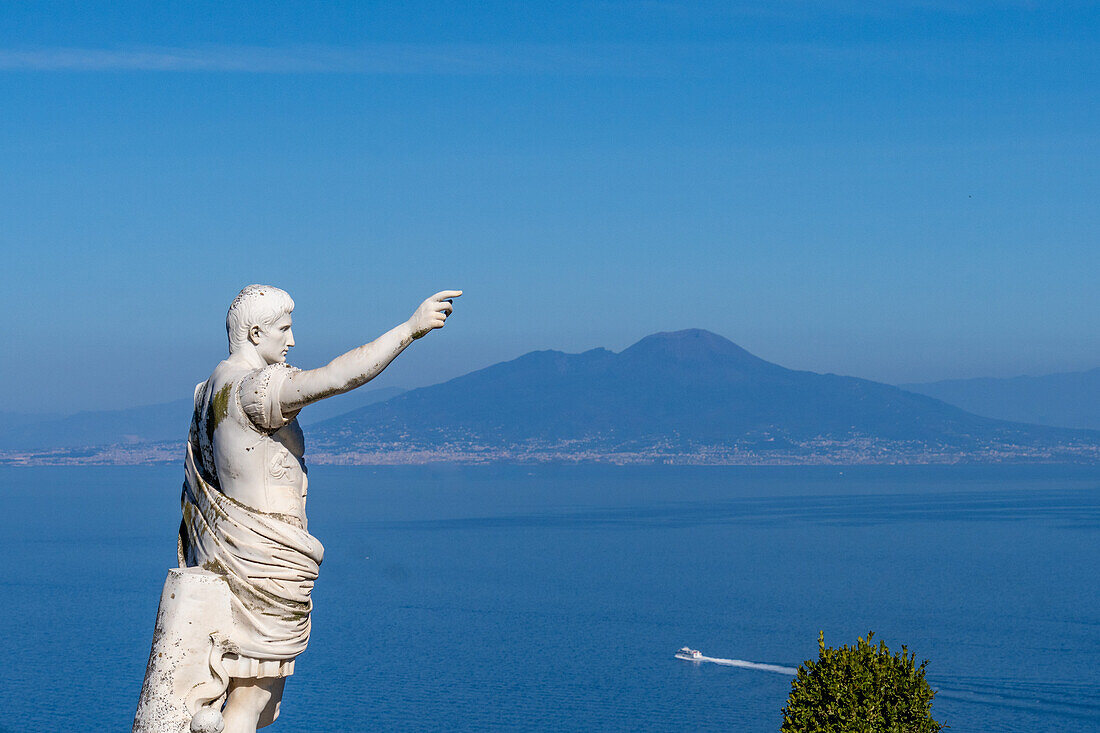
[226,284,295,353]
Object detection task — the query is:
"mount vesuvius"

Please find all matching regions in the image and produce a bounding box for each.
[306,330,1099,464]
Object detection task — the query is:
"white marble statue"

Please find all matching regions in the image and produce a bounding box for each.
[135,284,461,733]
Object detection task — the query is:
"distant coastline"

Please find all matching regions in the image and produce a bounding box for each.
[4,437,1098,467]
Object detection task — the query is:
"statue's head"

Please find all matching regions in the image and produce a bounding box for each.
[226,284,295,363]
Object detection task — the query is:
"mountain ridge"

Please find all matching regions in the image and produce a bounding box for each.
[307,329,1099,463]
[902,367,1100,430]
[4,330,1097,465]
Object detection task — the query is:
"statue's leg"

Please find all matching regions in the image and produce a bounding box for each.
[256,677,286,729]
[221,677,286,733]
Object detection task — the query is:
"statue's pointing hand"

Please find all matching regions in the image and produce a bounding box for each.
[410,290,462,339]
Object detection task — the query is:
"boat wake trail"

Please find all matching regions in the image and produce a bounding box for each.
[928,676,1100,721]
[698,655,798,675]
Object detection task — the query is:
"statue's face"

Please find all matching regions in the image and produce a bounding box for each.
[252,312,295,365]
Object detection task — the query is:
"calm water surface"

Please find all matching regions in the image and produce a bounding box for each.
[2,465,1099,731]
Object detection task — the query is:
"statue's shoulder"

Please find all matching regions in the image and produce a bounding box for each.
[191,361,253,428]
[195,360,300,434]
[240,363,302,432]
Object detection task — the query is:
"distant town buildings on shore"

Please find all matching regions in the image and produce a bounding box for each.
[5,435,1098,467]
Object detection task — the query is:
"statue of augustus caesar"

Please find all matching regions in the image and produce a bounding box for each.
[177,284,460,732]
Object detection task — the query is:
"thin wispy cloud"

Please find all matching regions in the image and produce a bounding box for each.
[0,43,628,75]
[0,37,1084,91]
[0,40,971,78]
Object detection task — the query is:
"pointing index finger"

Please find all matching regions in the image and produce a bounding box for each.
[434,290,463,300]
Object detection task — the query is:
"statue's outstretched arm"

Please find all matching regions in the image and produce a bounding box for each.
[277,290,461,413]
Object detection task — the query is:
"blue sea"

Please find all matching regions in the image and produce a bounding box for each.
[3,465,1099,731]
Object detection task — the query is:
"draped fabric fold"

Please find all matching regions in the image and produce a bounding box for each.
[178,441,325,661]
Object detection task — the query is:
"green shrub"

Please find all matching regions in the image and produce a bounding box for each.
[781,631,944,733]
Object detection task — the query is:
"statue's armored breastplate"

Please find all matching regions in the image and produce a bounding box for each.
[193,361,308,523]
[260,420,308,522]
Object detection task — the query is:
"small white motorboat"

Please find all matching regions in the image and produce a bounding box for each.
[675,647,703,662]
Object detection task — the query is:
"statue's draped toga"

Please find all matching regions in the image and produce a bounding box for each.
[178,360,325,678]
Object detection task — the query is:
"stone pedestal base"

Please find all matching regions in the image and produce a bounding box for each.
[133,568,237,733]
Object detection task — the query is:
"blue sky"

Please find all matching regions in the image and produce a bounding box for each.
[2,1,1098,413]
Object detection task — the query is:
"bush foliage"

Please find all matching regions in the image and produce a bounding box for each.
[781,631,944,733]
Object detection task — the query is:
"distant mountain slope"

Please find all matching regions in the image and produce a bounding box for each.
[309,329,1093,459]
[901,368,1100,430]
[0,410,64,432]
[0,399,194,450]
[0,385,405,451]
